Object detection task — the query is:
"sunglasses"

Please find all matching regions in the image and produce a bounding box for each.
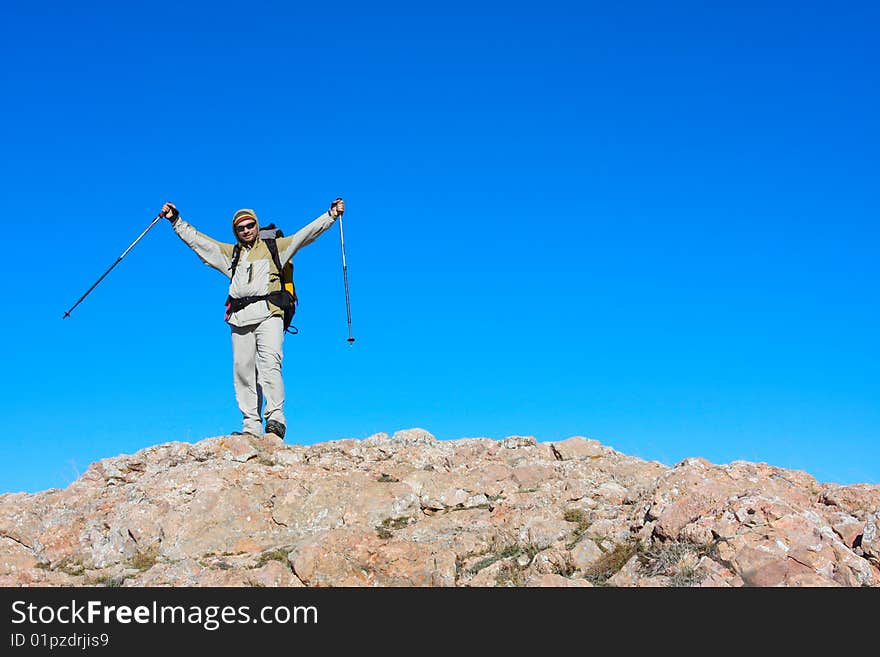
[236,221,257,232]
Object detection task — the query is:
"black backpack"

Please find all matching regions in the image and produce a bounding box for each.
[225,223,298,334]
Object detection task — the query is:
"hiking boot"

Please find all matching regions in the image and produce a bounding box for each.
[231,431,258,437]
[265,420,286,439]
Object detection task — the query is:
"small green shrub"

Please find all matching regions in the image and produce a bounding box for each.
[256,549,290,568]
[584,540,641,585]
[375,516,412,538]
[130,548,159,572]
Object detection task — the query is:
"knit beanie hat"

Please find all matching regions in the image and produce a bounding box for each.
[232,208,258,225]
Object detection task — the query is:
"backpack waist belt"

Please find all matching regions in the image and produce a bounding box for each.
[225,291,287,318]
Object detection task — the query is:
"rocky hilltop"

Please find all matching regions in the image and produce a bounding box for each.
[1,429,877,587]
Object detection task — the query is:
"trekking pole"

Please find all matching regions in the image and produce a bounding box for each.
[336,203,355,345]
[62,211,164,319]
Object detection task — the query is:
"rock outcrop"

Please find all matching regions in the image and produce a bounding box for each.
[1,429,877,587]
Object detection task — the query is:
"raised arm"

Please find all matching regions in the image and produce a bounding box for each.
[162,202,235,277]
[276,198,345,263]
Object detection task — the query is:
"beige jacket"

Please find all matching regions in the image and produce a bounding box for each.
[173,211,337,327]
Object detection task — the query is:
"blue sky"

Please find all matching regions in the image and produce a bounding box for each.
[1,1,877,493]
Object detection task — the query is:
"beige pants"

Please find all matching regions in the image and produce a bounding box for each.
[231,316,285,434]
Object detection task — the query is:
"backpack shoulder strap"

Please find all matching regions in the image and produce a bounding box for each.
[229,243,242,274]
[263,237,284,277]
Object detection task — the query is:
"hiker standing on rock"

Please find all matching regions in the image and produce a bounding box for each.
[160,198,345,439]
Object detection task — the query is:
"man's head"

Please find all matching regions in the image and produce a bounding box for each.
[232,208,259,245]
